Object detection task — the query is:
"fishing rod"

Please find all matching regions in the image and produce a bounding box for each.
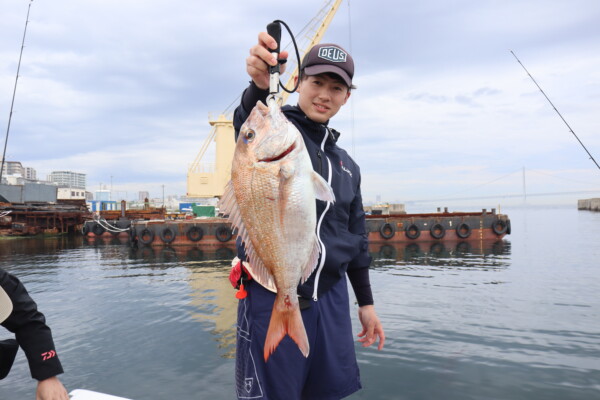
[266,20,301,106]
[510,50,600,171]
[1,0,34,184]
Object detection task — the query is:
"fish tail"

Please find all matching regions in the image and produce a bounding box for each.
[263,297,309,362]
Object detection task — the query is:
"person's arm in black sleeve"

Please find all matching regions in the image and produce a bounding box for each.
[0,269,64,381]
[346,170,385,350]
[346,171,374,306]
[347,267,373,307]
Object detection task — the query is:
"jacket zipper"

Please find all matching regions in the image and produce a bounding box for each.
[312,126,333,301]
[316,150,323,175]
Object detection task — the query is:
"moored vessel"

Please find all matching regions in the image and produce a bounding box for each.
[0,200,90,236]
[126,208,510,247]
[366,208,510,243]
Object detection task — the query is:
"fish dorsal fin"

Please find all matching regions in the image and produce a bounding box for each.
[219,181,277,293]
[311,171,335,203]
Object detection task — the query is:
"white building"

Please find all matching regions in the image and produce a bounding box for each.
[47,171,86,189]
[1,160,24,178]
[57,187,87,200]
[25,167,37,180]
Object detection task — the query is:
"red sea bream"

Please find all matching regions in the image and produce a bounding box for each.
[219,100,335,361]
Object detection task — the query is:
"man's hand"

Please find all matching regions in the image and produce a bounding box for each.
[246,32,289,90]
[36,376,69,400]
[357,305,385,350]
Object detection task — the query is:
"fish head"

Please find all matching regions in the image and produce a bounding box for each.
[236,101,302,166]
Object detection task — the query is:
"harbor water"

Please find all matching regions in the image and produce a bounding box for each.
[0,205,599,399]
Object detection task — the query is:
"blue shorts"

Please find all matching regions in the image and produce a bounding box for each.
[235,276,361,400]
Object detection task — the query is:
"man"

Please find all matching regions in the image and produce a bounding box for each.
[231,32,385,400]
[0,268,69,400]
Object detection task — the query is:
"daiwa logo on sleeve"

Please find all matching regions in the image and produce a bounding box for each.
[340,161,353,177]
[318,46,347,63]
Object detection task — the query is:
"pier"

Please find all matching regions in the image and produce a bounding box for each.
[577,198,600,211]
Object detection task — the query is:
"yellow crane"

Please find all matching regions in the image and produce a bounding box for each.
[185,0,343,200]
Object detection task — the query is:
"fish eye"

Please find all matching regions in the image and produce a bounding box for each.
[245,129,256,142]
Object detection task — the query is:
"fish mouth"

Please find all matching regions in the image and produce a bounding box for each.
[259,143,296,163]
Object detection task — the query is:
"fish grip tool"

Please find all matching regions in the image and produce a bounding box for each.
[266,20,302,106]
[266,21,282,102]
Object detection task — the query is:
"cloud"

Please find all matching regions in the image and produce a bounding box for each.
[1,0,600,205]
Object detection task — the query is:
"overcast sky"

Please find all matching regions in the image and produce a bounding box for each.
[1,0,600,208]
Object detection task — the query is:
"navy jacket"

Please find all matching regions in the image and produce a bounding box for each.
[0,268,64,381]
[233,83,373,306]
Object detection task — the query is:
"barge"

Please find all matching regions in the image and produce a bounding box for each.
[366,208,510,243]
[0,200,91,236]
[82,200,165,238]
[125,208,510,247]
[129,218,235,246]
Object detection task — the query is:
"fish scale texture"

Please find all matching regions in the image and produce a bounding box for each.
[220,101,333,358]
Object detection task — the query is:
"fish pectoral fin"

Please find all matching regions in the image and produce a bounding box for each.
[264,305,309,362]
[279,163,295,180]
[311,171,335,203]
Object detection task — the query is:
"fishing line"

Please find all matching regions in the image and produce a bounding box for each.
[1,0,33,184]
[510,50,600,171]
[225,20,300,112]
[268,20,302,94]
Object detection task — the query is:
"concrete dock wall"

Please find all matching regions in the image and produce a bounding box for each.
[1,183,58,203]
[578,198,600,211]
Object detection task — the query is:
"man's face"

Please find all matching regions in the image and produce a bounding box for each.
[295,74,351,124]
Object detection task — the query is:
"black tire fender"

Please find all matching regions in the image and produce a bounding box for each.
[456,222,471,239]
[379,222,395,239]
[430,223,445,239]
[159,227,176,244]
[138,227,155,245]
[215,225,233,242]
[92,223,105,236]
[405,223,420,240]
[186,226,204,242]
[492,220,508,235]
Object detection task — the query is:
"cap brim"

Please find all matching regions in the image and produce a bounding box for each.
[0,287,13,323]
[304,65,352,88]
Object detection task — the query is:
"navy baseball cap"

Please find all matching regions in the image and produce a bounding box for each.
[300,43,354,88]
